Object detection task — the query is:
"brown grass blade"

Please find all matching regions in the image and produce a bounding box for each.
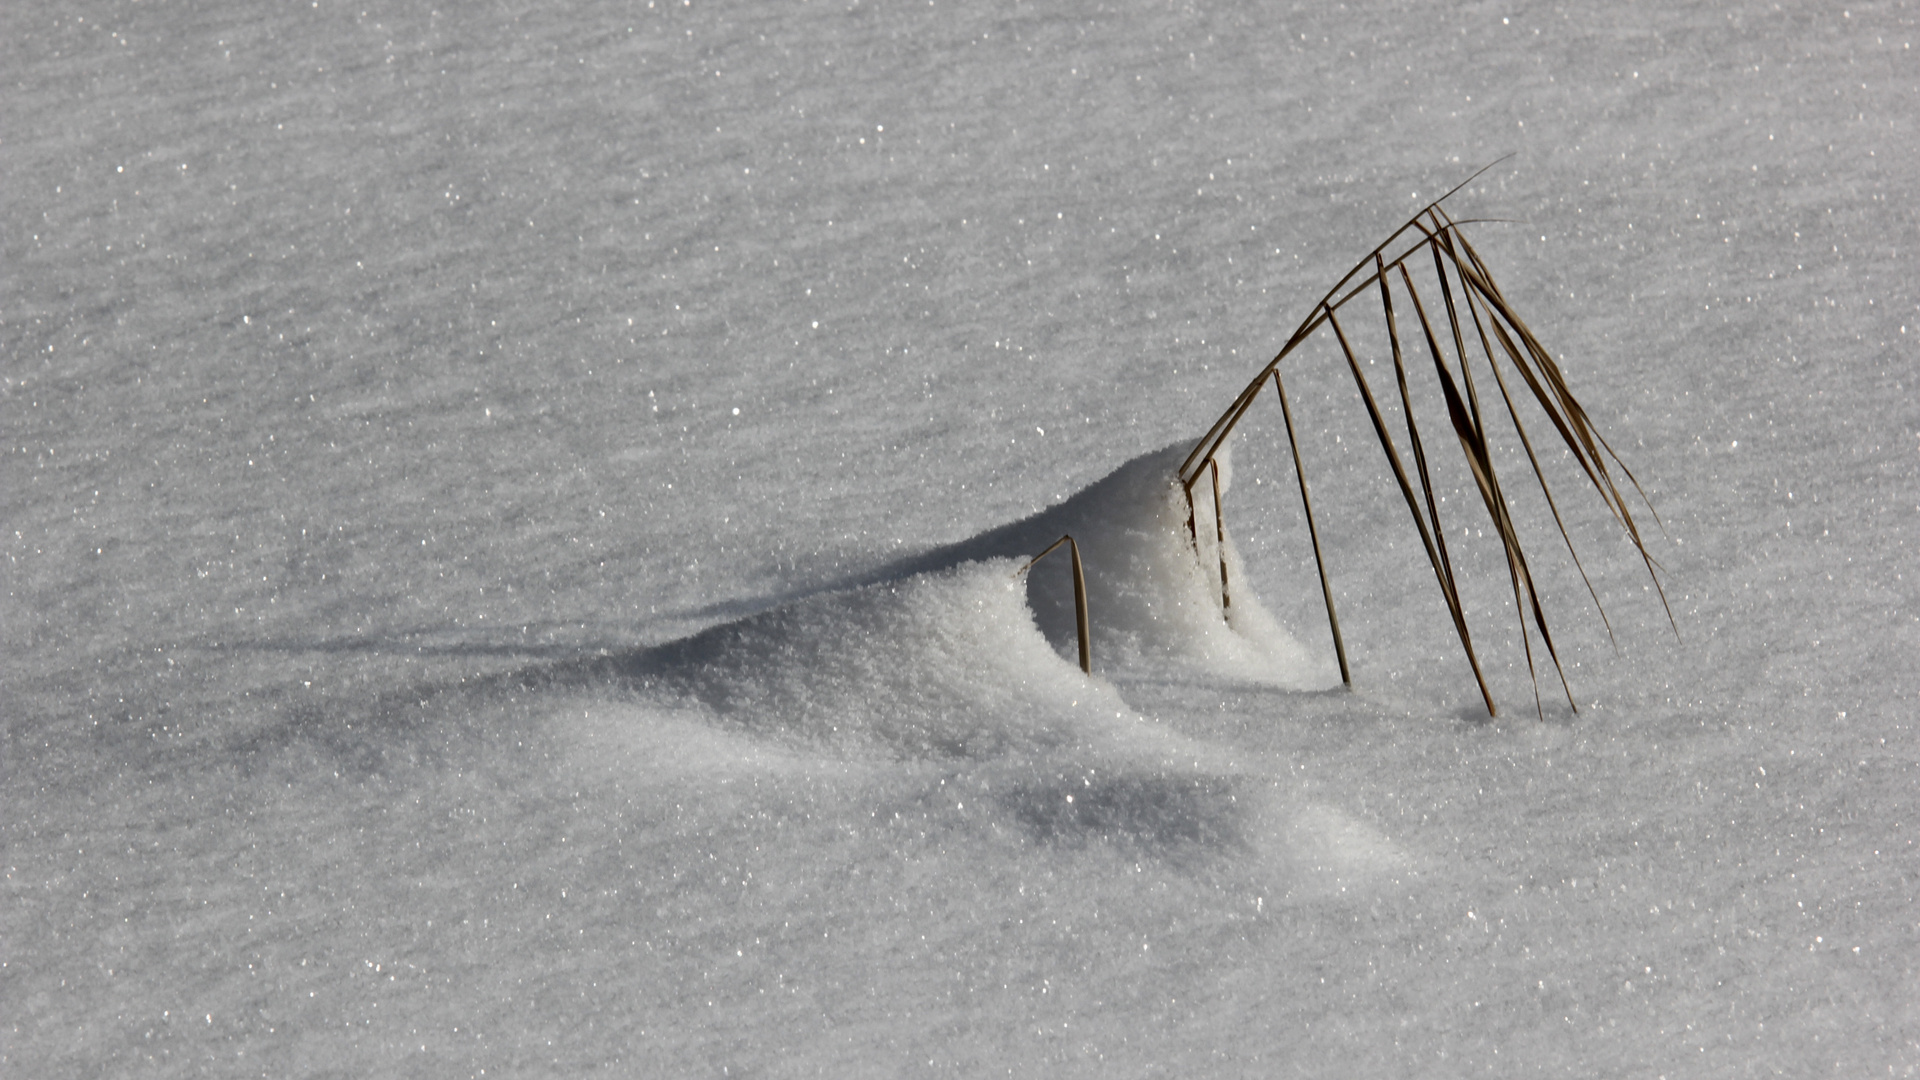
[1412,232,1617,648]
[1443,210,1670,537]
[1177,162,1514,487]
[1210,459,1231,614]
[1020,534,1092,674]
[1328,306,1497,716]
[1271,368,1351,686]
[1378,254,1467,621]
[1410,258,1592,711]
[1392,257,1551,702]
[1444,218,1679,637]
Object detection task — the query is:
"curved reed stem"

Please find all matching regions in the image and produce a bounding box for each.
[1019,534,1092,675]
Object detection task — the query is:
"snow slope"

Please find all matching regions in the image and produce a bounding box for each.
[5,1,1916,1076]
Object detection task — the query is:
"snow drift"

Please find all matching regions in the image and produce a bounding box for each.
[567,553,1261,857]
[514,441,1384,863]
[882,441,1330,689]
[591,442,1329,761]
[624,557,1149,761]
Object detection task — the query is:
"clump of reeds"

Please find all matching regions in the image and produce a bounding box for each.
[1180,167,1671,717]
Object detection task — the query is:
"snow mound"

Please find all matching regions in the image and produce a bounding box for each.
[888,441,1330,688]
[554,449,1386,862]
[626,558,1183,763]
[592,441,1330,761]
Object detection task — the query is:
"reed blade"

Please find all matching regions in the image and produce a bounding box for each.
[1020,534,1093,675]
[1414,239,1617,648]
[1329,306,1496,716]
[1272,368,1351,687]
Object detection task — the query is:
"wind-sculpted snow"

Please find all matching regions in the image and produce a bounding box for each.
[10,0,1913,1073]
[877,442,1332,689]
[504,445,1380,865]
[218,446,1358,871]
[615,558,1151,760]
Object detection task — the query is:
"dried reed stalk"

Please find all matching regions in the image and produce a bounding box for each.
[1271,367,1350,687]
[1179,169,1670,717]
[1209,459,1230,614]
[1020,534,1092,674]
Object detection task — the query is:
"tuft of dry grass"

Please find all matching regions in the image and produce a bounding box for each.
[1178,167,1671,717]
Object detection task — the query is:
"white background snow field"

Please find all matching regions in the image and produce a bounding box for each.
[5,1,1916,1075]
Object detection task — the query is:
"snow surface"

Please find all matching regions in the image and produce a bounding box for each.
[4,1,1917,1076]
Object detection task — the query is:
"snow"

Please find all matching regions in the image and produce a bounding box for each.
[4,1,1916,1076]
